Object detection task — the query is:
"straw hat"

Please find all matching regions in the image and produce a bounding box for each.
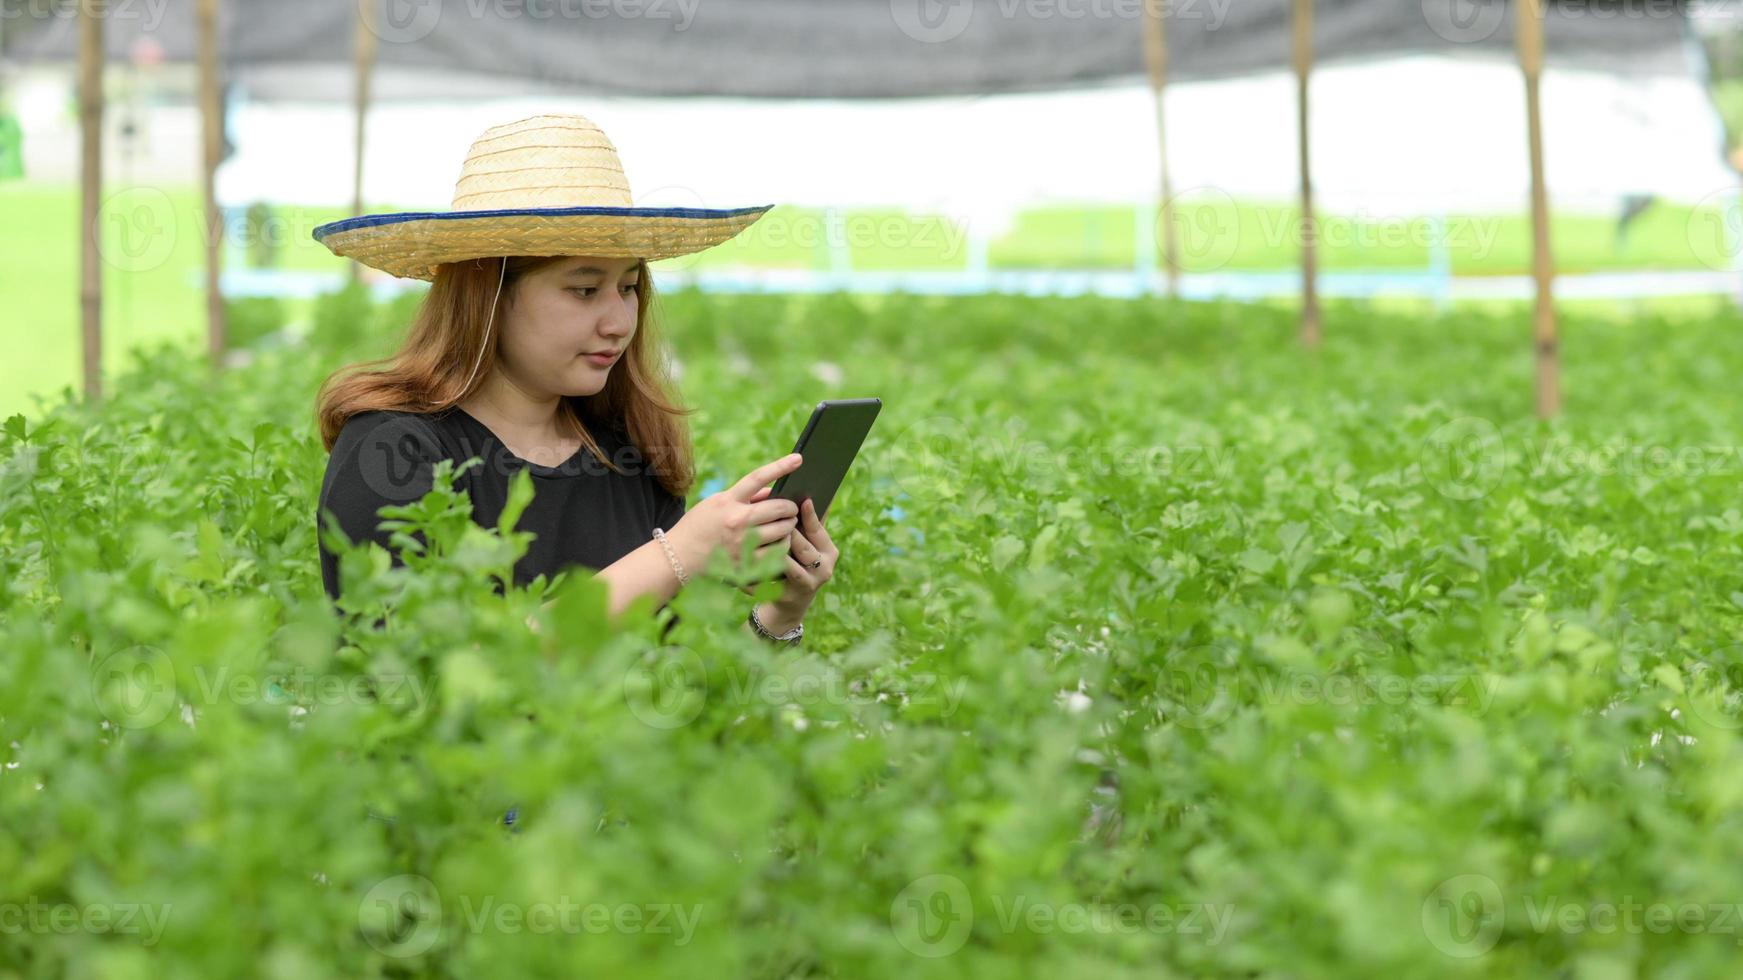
[312,112,774,281]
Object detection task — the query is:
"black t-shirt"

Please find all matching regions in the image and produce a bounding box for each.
[317,407,686,608]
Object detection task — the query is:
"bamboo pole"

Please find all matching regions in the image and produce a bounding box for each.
[351,7,378,285]
[1293,0,1320,347]
[1517,0,1559,417]
[198,0,225,364]
[1140,0,1179,296]
[78,0,102,401]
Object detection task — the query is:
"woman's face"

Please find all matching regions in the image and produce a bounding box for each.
[496,255,641,398]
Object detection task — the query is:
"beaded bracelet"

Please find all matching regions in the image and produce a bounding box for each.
[651,527,688,586]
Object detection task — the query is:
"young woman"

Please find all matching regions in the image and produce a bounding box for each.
[311,113,838,645]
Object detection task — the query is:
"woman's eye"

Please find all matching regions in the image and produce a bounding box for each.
[571,284,638,298]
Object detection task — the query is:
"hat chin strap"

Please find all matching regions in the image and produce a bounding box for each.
[457,256,508,400]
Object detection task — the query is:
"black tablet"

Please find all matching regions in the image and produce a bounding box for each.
[770,398,882,521]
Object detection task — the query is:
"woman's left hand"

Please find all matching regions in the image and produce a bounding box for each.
[773,497,837,618]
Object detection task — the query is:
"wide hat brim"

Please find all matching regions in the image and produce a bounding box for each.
[312,203,774,282]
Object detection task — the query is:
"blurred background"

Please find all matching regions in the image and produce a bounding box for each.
[7,0,1743,419]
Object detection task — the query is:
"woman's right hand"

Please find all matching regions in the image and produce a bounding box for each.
[665,453,804,577]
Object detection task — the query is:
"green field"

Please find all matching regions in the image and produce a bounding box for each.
[6,285,1743,975]
[7,179,1737,420]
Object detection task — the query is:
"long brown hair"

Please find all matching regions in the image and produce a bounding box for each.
[315,255,695,499]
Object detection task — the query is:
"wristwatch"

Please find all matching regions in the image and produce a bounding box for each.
[748,604,803,646]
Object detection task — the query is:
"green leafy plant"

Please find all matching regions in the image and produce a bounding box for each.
[3,287,1743,977]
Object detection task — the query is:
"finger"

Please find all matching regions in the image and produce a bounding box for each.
[755,538,796,564]
[788,528,821,564]
[730,521,793,566]
[782,553,816,586]
[749,486,772,502]
[799,497,824,535]
[748,497,801,525]
[732,454,803,499]
[755,517,799,545]
[801,499,835,553]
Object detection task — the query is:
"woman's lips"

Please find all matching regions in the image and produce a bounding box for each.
[583,351,620,366]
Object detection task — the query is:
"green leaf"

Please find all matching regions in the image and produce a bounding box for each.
[1238,548,1277,575]
[990,534,1024,572]
[1027,524,1060,571]
[498,465,536,533]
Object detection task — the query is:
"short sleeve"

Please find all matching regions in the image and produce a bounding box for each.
[654,488,687,532]
[317,411,446,605]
